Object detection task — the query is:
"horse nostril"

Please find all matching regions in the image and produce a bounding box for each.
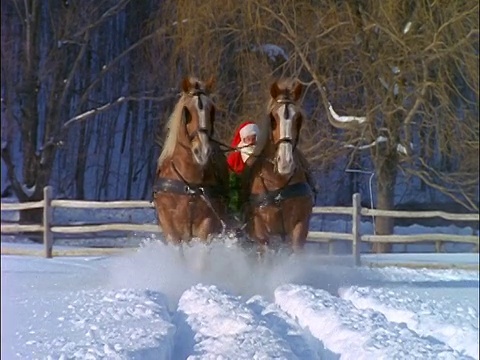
[193,148,200,156]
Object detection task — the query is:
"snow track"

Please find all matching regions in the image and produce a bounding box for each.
[339,286,479,359]
[275,285,475,360]
[2,252,478,359]
[175,284,303,359]
[9,288,176,359]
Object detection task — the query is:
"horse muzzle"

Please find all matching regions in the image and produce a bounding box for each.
[275,141,295,175]
[192,131,211,166]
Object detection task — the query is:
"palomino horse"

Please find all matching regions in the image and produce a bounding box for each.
[153,76,229,244]
[242,78,314,255]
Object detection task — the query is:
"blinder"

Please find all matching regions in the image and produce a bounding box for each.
[183,89,214,142]
[272,99,299,150]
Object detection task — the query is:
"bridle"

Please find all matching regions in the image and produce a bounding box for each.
[182,89,214,144]
[271,98,300,152]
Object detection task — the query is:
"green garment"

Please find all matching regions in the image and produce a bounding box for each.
[228,172,242,214]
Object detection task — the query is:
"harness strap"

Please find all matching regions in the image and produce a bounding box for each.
[199,193,227,236]
[249,182,312,207]
[153,177,223,199]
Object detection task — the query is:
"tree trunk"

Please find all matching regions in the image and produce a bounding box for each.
[20,207,43,225]
[19,189,44,243]
[75,121,88,199]
[373,153,397,253]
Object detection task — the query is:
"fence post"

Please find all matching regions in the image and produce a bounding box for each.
[435,241,443,253]
[328,240,334,255]
[352,193,361,266]
[43,186,53,258]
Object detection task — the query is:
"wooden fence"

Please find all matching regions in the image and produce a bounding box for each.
[1,187,478,265]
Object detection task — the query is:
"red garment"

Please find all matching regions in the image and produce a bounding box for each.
[227,121,257,174]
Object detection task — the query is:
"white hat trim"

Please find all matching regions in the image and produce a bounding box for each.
[239,123,259,140]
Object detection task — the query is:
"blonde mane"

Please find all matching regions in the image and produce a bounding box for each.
[157,95,188,167]
[254,97,277,156]
[157,76,214,168]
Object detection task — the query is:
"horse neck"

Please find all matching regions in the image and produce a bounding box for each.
[178,142,208,179]
[159,141,207,182]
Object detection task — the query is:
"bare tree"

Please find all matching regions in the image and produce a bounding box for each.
[254,0,478,251]
[0,1,173,225]
[4,0,476,248]
[153,0,478,253]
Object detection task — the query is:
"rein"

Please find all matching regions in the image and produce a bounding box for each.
[209,137,254,153]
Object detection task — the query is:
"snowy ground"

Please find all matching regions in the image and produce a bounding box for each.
[2,238,479,360]
[2,200,479,358]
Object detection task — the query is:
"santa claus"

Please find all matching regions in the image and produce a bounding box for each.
[227,121,260,174]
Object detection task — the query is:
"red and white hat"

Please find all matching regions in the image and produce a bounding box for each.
[239,122,259,141]
[231,121,259,148]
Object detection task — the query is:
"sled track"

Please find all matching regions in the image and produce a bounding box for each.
[10,284,477,359]
[3,241,478,360]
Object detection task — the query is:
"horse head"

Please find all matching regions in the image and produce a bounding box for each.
[179,76,216,166]
[267,79,304,176]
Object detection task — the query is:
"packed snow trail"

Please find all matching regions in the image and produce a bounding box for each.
[175,284,309,359]
[275,284,475,360]
[339,286,479,358]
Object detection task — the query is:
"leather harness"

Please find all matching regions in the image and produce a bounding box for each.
[249,181,312,207]
[153,160,227,238]
[153,177,223,199]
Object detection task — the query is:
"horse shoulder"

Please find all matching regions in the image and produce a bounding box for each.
[156,157,170,177]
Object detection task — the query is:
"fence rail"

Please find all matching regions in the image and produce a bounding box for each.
[1,186,478,264]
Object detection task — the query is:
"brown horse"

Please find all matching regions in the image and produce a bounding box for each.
[242,78,314,255]
[153,76,229,244]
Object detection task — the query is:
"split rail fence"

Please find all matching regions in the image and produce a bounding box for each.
[1,186,478,265]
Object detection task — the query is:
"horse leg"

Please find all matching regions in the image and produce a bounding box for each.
[156,206,183,245]
[163,226,183,246]
[251,217,270,259]
[196,218,214,242]
[186,218,213,273]
[291,221,308,254]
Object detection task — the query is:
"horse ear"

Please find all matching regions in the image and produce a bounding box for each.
[292,81,303,101]
[181,77,191,93]
[270,80,281,99]
[205,76,216,94]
